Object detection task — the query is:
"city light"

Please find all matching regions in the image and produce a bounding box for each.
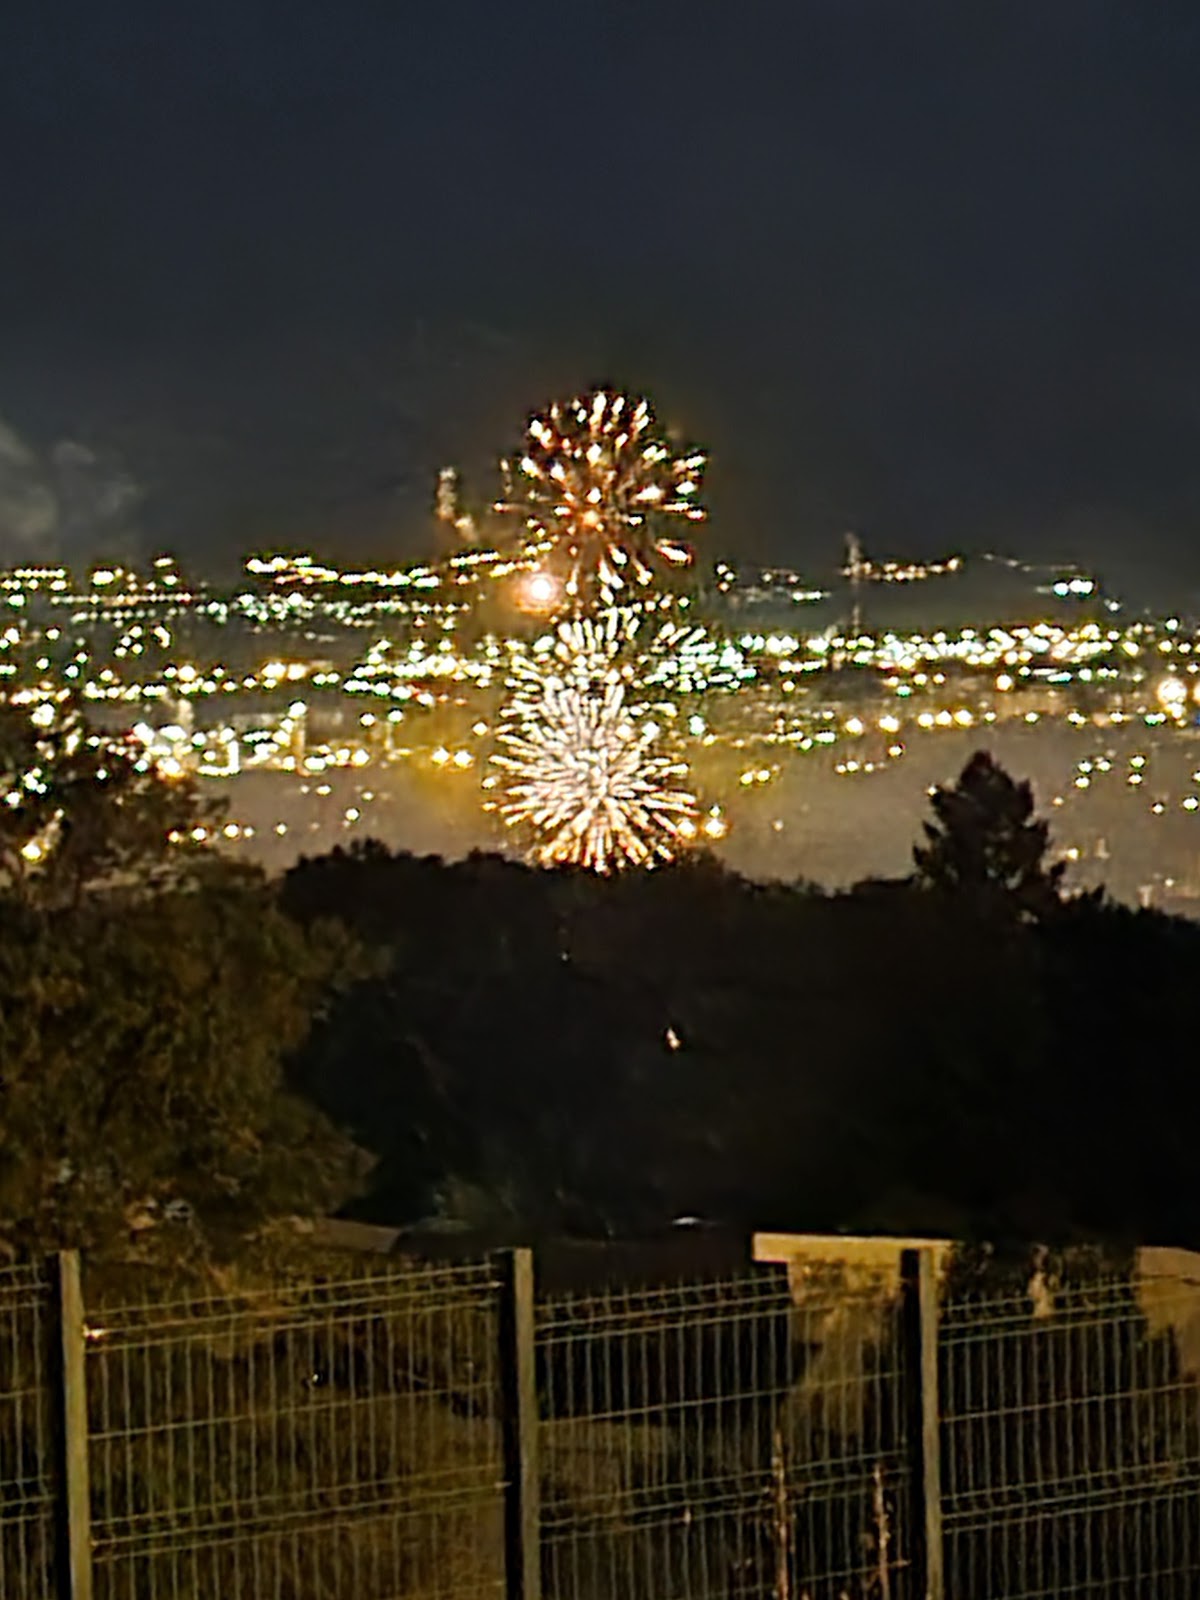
[0,390,1190,902]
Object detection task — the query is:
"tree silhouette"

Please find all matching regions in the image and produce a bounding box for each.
[0,702,221,908]
[912,751,1065,919]
[0,881,361,1262]
[0,705,360,1263]
[280,781,1200,1247]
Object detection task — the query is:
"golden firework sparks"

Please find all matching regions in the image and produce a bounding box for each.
[491,677,697,873]
[506,607,749,719]
[494,388,706,606]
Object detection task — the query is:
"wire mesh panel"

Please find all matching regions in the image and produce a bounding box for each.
[940,1271,1200,1600]
[536,1264,912,1600]
[0,1260,58,1600]
[84,1258,506,1600]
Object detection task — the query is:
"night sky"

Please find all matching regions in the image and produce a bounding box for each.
[3,2,1200,595]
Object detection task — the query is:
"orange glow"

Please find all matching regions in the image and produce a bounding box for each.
[516,569,561,614]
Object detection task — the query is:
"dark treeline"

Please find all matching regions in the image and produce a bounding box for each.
[0,721,1192,1600]
[281,753,1200,1252]
[0,714,1193,1275]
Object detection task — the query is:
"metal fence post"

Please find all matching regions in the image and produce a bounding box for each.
[499,1247,540,1600]
[54,1251,93,1600]
[900,1248,943,1600]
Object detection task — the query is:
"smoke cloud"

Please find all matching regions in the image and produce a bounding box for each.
[0,419,141,564]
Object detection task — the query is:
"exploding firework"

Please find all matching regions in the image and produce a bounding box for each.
[491,678,698,872]
[506,607,752,725]
[506,610,640,712]
[495,389,706,604]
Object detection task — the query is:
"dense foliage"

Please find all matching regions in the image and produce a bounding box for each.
[2,716,1194,1263]
[0,707,360,1265]
[0,722,1191,1600]
[283,754,1200,1250]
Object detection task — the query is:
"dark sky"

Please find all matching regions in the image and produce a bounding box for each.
[3,1,1200,594]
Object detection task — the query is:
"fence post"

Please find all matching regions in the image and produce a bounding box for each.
[55,1250,93,1600]
[900,1248,943,1600]
[499,1247,540,1600]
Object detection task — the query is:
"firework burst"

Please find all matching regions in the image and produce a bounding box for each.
[506,607,751,726]
[495,388,706,605]
[507,610,640,711]
[491,678,698,872]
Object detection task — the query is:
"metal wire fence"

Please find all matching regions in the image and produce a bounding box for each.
[83,1258,505,1600]
[940,1271,1200,1600]
[0,1260,58,1600]
[536,1265,913,1600]
[1,1245,1200,1600]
